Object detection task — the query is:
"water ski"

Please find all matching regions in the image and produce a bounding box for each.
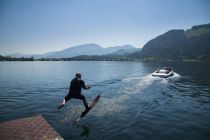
[76,95,100,122]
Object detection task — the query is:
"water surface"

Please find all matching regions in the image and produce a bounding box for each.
[0,61,210,140]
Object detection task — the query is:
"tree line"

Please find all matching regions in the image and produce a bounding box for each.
[1,54,210,62]
[0,55,34,61]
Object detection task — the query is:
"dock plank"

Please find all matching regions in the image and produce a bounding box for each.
[0,115,63,140]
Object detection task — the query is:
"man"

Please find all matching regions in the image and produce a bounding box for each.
[58,73,90,110]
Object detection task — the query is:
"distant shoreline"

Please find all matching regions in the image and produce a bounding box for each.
[1,56,210,62]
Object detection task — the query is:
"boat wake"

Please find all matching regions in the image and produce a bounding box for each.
[90,74,163,117]
[58,72,181,122]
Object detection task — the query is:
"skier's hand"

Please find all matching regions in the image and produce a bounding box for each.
[86,85,91,89]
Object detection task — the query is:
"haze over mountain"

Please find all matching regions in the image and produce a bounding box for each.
[8,51,57,59]
[8,44,137,58]
[6,23,210,61]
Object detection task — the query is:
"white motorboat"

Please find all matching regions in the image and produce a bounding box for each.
[152,67,174,78]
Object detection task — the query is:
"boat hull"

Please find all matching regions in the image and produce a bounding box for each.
[152,70,174,78]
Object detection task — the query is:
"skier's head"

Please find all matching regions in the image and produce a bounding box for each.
[75,73,81,79]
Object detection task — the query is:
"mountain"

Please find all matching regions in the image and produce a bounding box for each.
[131,23,210,60]
[49,44,137,58]
[8,44,137,58]
[48,44,104,58]
[104,44,136,54]
[110,45,139,55]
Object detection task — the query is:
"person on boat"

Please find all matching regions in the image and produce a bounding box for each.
[58,73,91,110]
[164,66,172,73]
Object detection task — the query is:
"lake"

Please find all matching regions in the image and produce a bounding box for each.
[0,61,210,140]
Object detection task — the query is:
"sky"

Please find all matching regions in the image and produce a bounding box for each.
[0,0,210,55]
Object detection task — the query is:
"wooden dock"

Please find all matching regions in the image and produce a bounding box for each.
[0,115,63,140]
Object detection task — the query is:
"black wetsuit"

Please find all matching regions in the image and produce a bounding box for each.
[65,78,89,109]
